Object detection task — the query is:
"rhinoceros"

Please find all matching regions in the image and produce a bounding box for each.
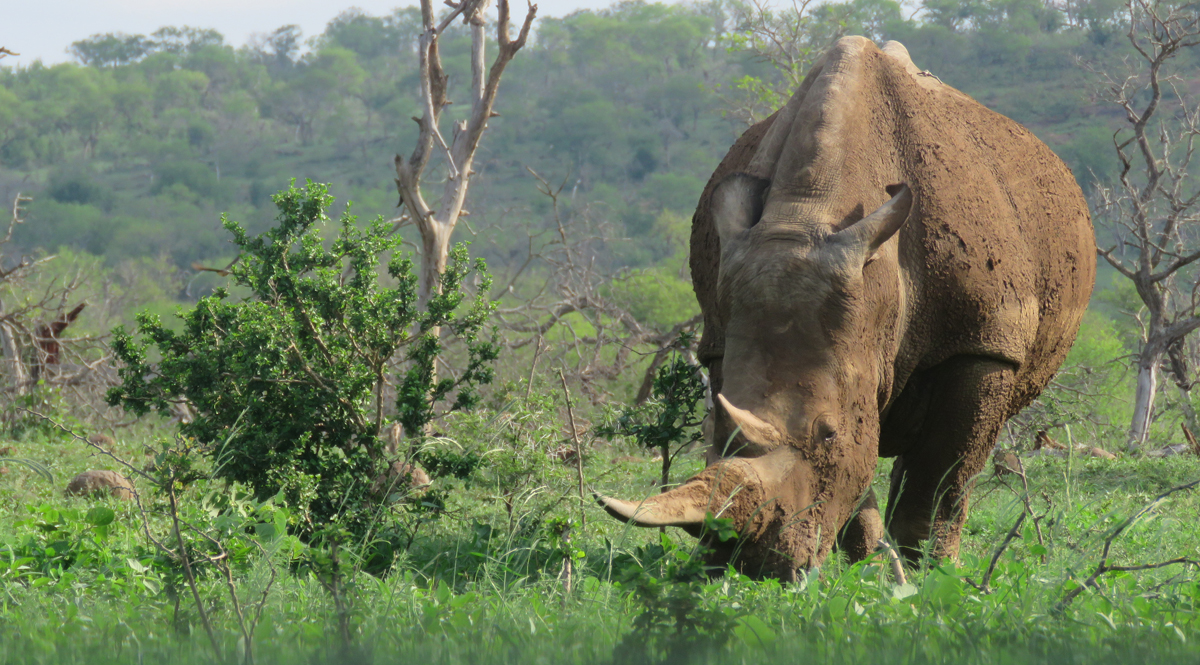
[597,37,1094,579]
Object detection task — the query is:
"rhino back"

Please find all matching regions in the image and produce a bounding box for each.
[690,37,1095,414]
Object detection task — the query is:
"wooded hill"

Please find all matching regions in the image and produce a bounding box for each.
[0,0,1165,284]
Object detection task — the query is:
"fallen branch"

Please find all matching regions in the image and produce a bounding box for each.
[875,538,907,586]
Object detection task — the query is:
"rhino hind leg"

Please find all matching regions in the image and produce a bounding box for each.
[835,487,884,563]
[884,356,1017,562]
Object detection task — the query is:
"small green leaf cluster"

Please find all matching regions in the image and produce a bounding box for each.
[0,503,161,598]
[612,531,764,664]
[545,516,585,564]
[598,333,707,459]
[106,181,499,534]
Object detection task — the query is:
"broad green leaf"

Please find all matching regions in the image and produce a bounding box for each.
[734,615,776,647]
[85,507,116,527]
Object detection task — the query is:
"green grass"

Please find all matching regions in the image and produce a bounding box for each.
[1,427,1199,665]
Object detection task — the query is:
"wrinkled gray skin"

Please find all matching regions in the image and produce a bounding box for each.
[597,37,1095,580]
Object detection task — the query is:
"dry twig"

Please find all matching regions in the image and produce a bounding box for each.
[558,367,587,530]
[875,538,907,586]
[966,511,1026,594]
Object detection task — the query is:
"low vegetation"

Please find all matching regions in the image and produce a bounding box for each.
[1,428,1197,664]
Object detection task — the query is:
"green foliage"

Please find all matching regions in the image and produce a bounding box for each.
[3,4,1200,662]
[0,0,1142,282]
[423,390,578,536]
[151,160,222,200]
[106,181,498,533]
[46,167,113,210]
[614,528,744,662]
[605,270,698,331]
[600,335,707,459]
[0,387,82,441]
[599,333,706,494]
[2,407,1200,663]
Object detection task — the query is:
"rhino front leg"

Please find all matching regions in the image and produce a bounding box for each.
[884,356,1016,562]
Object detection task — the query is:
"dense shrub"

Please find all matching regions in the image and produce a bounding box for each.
[107,181,498,534]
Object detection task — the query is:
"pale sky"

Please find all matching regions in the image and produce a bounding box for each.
[4,0,622,66]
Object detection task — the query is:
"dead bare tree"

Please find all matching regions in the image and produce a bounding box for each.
[1087,0,1200,450]
[393,0,537,309]
[494,169,701,402]
[0,194,35,394]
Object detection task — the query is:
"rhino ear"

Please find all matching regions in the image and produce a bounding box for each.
[830,183,913,265]
[712,173,770,245]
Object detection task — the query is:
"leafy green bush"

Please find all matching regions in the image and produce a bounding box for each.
[599,334,706,488]
[107,181,498,534]
[612,525,768,665]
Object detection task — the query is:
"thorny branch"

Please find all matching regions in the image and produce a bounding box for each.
[1056,478,1200,611]
[966,510,1026,594]
[494,169,703,402]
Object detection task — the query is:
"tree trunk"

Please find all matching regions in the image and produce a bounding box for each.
[0,325,25,395]
[0,315,26,396]
[417,220,452,309]
[1129,348,1160,450]
[1178,384,1199,436]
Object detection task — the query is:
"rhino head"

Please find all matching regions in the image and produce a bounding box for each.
[597,175,913,580]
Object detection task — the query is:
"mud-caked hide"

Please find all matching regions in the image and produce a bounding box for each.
[597,37,1095,579]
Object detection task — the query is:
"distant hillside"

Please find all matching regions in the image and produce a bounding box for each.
[0,0,1154,279]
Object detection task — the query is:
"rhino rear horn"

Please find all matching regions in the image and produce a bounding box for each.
[830,183,913,264]
[716,393,782,450]
[712,173,770,245]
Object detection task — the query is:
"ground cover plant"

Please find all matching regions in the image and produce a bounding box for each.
[1,430,1198,664]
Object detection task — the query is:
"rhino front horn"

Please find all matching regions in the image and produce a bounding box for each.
[594,489,708,527]
[596,457,768,532]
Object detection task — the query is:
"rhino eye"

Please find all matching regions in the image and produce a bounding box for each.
[814,418,837,444]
